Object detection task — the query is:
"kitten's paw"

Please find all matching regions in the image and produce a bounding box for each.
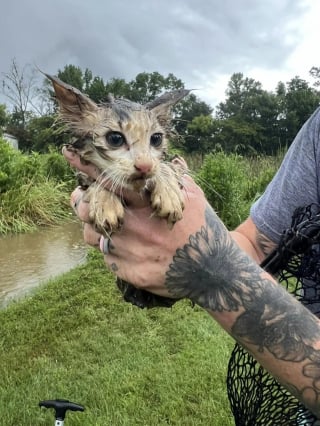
[151,188,184,227]
[89,190,124,234]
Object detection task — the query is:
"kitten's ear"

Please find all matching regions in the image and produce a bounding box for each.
[45,73,98,124]
[146,89,190,125]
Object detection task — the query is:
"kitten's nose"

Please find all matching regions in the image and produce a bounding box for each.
[134,160,152,174]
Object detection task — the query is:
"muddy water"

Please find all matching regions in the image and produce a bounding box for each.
[0,222,87,306]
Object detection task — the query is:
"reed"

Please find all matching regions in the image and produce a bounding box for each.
[0,139,74,235]
[195,151,281,229]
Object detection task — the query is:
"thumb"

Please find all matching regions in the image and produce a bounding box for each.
[62,146,101,179]
[63,145,150,208]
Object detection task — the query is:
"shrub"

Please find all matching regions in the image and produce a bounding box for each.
[195,151,280,229]
[196,151,250,229]
[41,147,74,186]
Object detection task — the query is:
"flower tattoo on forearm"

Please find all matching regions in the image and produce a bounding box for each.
[165,205,320,417]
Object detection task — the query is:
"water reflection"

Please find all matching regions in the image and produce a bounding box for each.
[0,221,87,306]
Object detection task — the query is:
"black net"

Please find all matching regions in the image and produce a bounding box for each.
[227,204,320,426]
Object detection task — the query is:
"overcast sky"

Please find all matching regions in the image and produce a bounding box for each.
[0,0,319,108]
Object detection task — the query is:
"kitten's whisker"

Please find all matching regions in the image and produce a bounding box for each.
[194,174,224,200]
[109,172,122,193]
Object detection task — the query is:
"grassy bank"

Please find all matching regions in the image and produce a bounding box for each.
[0,139,74,235]
[0,250,234,425]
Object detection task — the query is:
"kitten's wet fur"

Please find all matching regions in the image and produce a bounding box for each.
[47,74,189,234]
[47,75,189,309]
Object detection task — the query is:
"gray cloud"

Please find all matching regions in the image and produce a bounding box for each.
[0,0,309,106]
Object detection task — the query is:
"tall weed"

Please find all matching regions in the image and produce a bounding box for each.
[196,152,250,228]
[0,179,71,234]
[196,151,281,229]
[0,139,74,234]
[41,146,75,184]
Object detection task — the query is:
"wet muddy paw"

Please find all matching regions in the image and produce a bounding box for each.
[151,188,184,227]
[87,186,124,234]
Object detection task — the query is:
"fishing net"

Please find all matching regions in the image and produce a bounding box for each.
[227,203,320,425]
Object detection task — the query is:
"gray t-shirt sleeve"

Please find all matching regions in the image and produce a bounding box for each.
[250,107,320,245]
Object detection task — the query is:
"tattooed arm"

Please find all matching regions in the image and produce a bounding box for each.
[64,149,320,417]
[231,217,277,264]
[166,204,320,418]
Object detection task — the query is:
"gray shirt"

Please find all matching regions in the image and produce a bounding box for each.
[251,107,320,244]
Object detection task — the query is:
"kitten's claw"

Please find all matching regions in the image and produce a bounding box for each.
[151,190,184,227]
[87,184,125,234]
[92,203,124,234]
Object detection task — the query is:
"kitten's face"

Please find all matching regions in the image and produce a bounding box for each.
[78,102,168,190]
[46,74,189,190]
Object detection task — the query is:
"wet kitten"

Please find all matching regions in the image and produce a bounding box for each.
[47,74,189,234]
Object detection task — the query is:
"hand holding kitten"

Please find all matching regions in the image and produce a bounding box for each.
[63,146,207,299]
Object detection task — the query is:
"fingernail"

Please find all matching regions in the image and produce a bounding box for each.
[73,198,79,209]
[99,236,105,253]
[72,194,82,210]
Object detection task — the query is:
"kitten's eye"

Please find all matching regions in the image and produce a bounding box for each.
[106,131,126,148]
[150,133,163,147]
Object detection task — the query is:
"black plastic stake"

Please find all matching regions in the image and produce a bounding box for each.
[39,399,84,425]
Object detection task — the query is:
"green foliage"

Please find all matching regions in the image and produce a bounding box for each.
[196,151,250,228]
[214,72,320,155]
[129,71,184,103]
[104,77,131,98]
[174,93,213,137]
[0,180,71,234]
[217,72,264,119]
[184,114,217,154]
[280,76,320,145]
[0,139,74,234]
[86,76,108,102]
[196,150,281,229]
[0,104,8,128]
[244,153,284,202]
[215,73,282,154]
[26,115,69,152]
[0,138,40,193]
[41,149,72,182]
[57,64,84,90]
[310,66,320,87]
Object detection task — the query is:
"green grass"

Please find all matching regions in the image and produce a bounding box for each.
[0,139,75,235]
[0,179,73,234]
[0,250,234,425]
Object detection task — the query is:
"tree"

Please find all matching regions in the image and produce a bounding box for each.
[184,114,218,154]
[174,93,213,137]
[83,68,93,92]
[213,117,263,153]
[280,76,320,146]
[86,76,108,103]
[217,73,265,121]
[169,93,214,154]
[0,104,8,129]
[26,115,68,152]
[310,67,320,87]
[215,73,281,154]
[1,59,40,126]
[105,77,131,99]
[57,64,84,90]
[128,72,184,104]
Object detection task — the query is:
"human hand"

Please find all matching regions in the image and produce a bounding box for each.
[63,146,208,300]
